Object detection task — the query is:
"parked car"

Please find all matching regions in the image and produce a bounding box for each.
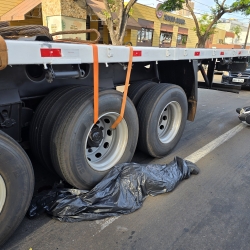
[221,59,250,89]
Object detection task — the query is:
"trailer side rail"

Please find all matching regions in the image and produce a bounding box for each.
[5,40,250,65]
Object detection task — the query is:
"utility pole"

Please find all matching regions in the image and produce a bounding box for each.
[244,21,250,49]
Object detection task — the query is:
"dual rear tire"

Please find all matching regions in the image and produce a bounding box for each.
[50,89,139,189]
[30,87,139,189]
[136,83,188,157]
[30,82,188,189]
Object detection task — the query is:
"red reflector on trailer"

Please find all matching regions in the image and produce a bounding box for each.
[194,51,200,56]
[220,52,224,55]
[238,51,242,55]
[40,48,62,57]
[133,51,142,57]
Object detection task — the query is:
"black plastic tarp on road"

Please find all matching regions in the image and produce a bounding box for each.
[28,157,199,222]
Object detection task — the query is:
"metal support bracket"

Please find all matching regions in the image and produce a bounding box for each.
[107,47,113,58]
[45,64,85,83]
[0,110,16,128]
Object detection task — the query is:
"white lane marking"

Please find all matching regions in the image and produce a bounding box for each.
[95,216,120,234]
[99,216,120,232]
[93,123,245,235]
[116,226,128,232]
[185,123,245,163]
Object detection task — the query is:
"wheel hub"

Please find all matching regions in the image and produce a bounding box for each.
[0,175,6,214]
[85,112,128,171]
[87,126,104,147]
[157,101,182,144]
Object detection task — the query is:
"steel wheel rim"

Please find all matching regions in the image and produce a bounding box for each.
[0,175,6,214]
[157,101,182,143]
[85,112,128,171]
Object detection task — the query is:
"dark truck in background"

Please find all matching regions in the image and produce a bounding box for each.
[221,57,250,89]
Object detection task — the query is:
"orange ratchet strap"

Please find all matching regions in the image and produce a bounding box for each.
[111,46,133,129]
[90,44,133,127]
[90,44,99,124]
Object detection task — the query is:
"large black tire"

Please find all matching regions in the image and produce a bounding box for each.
[30,85,86,171]
[0,130,34,246]
[50,89,139,189]
[128,81,157,107]
[137,83,188,158]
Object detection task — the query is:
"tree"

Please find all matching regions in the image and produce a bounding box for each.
[160,0,250,48]
[194,14,217,47]
[101,0,185,45]
[102,0,136,45]
[76,0,187,45]
[231,25,242,42]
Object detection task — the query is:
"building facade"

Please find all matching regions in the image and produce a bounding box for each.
[7,0,248,49]
[0,0,199,48]
[217,19,250,46]
[127,3,198,48]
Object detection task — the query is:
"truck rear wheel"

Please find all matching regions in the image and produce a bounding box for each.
[30,85,91,172]
[137,83,188,158]
[0,131,34,246]
[50,90,139,189]
[128,80,157,107]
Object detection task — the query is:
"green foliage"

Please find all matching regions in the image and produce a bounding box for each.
[102,1,133,20]
[124,2,134,15]
[101,0,137,45]
[102,0,118,17]
[231,25,242,40]
[102,9,111,19]
[181,35,187,44]
[231,0,250,15]
[194,14,217,37]
[159,0,185,12]
[106,0,117,12]
[210,1,250,17]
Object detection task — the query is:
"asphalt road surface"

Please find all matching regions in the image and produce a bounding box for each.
[2,81,250,250]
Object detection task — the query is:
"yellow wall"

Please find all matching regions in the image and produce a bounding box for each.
[89,3,198,47]
[90,15,99,41]
[130,29,137,46]
[212,28,226,44]
[129,3,198,48]
[103,25,109,44]
[0,0,24,16]
[124,29,131,44]
[1,1,198,47]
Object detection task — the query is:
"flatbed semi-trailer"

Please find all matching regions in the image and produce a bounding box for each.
[0,35,248,245]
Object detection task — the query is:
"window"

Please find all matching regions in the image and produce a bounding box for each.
[98,20,104,44]
[137,28,154,46]
[177,34,188,46]
[86,16,90,40]
[160,32,172,45]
